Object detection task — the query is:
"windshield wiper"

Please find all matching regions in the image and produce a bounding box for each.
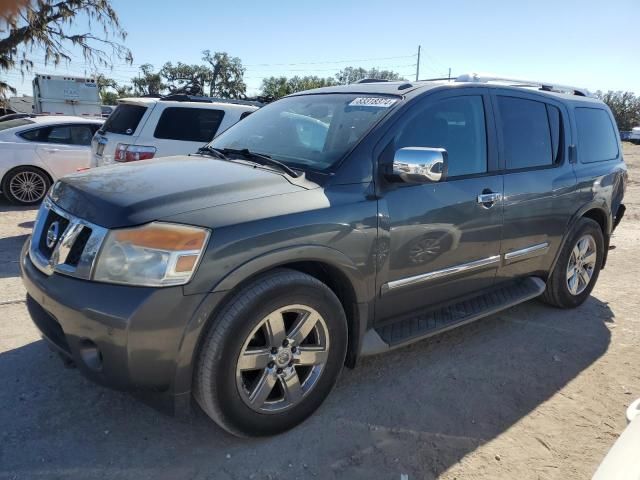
[196,145,229,160]
[221,148,299,178]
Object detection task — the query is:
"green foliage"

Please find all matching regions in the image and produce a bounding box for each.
[96,74,119,104]
[335,67,404,85]
[260,75,337,100]
[202,50,246,98]
[595,91,640,131]
[123,52,247,99]
[0,0,132,99]
[260,67,404,100]
[131,63,165,96]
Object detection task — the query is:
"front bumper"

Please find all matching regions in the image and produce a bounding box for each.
[20,240,208,413]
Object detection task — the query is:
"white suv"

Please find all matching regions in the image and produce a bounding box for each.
[91,95,259,166]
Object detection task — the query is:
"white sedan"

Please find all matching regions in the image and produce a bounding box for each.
[0,116,103,205]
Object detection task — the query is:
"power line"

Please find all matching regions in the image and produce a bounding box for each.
[244,54,417,67]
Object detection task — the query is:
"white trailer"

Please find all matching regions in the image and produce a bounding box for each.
[32,74,101,117]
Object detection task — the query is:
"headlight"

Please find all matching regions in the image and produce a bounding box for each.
[93,222,210,287]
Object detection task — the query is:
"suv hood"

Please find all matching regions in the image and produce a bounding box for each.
[50,156,308,228]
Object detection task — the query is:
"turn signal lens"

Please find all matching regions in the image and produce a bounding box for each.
[112,223,208,251]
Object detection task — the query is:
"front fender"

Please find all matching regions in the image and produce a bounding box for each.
[212,244,372,301]
[172,244,374,395]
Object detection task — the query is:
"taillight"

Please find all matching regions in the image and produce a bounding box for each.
[114,144,156,162]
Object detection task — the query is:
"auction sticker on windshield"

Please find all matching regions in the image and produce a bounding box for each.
[348,97,397,108]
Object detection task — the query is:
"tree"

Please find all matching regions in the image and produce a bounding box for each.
[160,62,208,95]
[202,50,246,98]
[595,90,640,131]
[261,75,337,99]
[96,74,119,104]
[0,0,132,99]
[131,63,164,96]
[335,67,403,85]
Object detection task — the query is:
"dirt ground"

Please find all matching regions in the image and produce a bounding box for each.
[1,145,639,480]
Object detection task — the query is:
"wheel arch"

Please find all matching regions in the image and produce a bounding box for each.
[549,203,611,275]
[173,246,373,396]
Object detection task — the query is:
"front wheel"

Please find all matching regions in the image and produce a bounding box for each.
[193,269,347,437]
[541,217,604,308]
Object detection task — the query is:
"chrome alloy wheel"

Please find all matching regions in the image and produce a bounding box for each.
[9,170,47,203]
[566,234,597,296]
[235,304,330,414]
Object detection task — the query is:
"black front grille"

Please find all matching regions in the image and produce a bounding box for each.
[37,210,70,257]
[65,227,92,266]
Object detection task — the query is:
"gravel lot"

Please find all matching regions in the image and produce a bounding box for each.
[1,145,639,480]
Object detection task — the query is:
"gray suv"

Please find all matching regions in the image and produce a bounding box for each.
[20,76,627,437]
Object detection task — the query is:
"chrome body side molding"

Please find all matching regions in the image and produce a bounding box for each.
[382,242,551,294]
[503,242,550,264]
[382,255,501,294]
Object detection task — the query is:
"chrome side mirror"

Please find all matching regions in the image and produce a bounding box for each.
[391,147,447,184]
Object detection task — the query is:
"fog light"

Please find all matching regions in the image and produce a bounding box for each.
[79,339,103,372]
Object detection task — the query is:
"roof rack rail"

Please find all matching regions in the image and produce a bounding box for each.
[159,94,266,107]
[355,78,390,84]
[455,73,592,97]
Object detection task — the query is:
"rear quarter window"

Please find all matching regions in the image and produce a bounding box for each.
[575,107,619,163]
[101,104,148,135]
[154,107,225,142]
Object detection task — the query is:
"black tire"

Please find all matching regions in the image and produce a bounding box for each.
[193,268,348,437]
[541,217,604,308]
[1,166,51,205]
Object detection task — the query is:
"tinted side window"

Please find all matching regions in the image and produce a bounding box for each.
[396,96,487,177]
[102,104,147,135]
[575,107,618,163]
[497,96,553,169]
[46,125,95,146]
[547,104,562,164]
[19,128,46,141]
[154,107,225,142]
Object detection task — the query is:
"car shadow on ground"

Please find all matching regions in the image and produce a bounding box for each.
[0,234,28,279]
[0,197,39,214]
[0,294,613,479]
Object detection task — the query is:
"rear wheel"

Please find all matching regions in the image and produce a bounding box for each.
[541,217,604,308]
[193,269,347,437]
[2,166,51,205]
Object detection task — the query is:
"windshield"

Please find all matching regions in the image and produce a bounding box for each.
[208,93,398,171]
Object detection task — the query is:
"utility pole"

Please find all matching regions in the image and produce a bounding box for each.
[416,45,421,81]
[448,67,451,81]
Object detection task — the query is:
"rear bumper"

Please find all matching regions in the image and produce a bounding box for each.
[20,239,207,413]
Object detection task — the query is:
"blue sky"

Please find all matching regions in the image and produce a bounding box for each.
[5,0,640,96]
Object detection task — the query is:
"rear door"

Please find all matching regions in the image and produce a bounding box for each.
[24,123,100,177]
[92,102,153,166]
[492,90,577,280]
[135,105,226,158]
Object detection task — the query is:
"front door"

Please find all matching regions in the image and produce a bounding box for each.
[376,89,504,321]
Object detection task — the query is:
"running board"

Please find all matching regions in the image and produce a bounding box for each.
[361,277,546,356]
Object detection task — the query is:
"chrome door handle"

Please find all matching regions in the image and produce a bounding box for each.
[477,192,502,206]
[43,148,60,153]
